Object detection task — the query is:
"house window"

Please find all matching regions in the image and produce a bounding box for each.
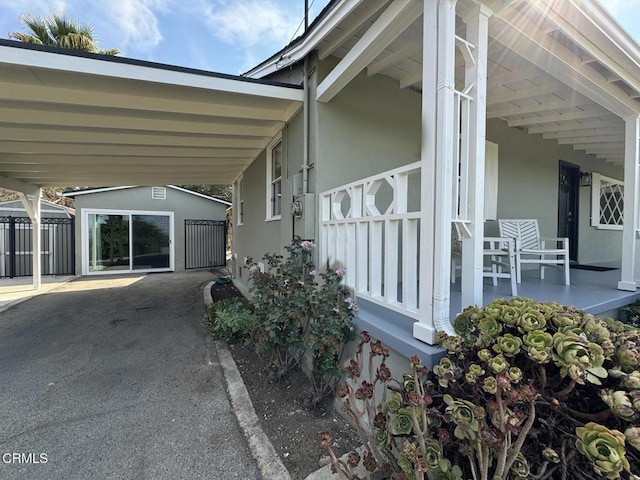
[237,176,244,225]
[591,173,623,230]
[152,186,166,200]
[266,136,282,220]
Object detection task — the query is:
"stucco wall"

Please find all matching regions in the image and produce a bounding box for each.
[486,119,624,265]
[314,57,422,194]
[234,54,628,287]
[73,186,227,273]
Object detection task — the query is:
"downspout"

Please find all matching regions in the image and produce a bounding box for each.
[302,56,310,195]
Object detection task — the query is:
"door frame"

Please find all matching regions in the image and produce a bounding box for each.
[557,160,580,262]
[81,208,175,275]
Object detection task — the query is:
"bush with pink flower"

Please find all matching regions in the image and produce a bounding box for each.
[247,236,356,406]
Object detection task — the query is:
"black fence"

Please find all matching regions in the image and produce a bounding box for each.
[0,216,75,278]
[184,219,227,269]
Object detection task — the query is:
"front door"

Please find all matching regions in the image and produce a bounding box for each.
[558,161,579,262]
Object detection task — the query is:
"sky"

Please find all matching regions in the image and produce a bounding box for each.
[0,0,639,76]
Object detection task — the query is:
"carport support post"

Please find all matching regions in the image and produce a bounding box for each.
[18,189,42,290]
[619,115,640,291]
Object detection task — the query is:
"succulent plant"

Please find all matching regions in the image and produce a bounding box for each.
[576,422,630,479]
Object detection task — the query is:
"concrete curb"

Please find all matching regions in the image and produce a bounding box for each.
[204,280,291,480]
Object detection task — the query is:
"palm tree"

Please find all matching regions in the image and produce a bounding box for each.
[9,12,119,55]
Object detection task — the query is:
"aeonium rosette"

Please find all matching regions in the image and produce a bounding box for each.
[517,308,547,333]
[492,333,523,357]
[443,395,481,441]
[576,422,631,479]
[522,329,553,364]
[551,332,608,385]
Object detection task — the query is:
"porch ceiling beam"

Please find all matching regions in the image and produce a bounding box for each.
[526,0,640,99]
[0,153,252,166]
[542,127,623,139]
[0,157,250,167]
[598,153,624,160]
[557,135,625,145]
[576,145,625,153]
[316,0,423,103]
[0,126,270,149]
[486,64,542,88]
[0,141,259,158]
[5,174,240,186]
[399,70,423,89]
[0,82,291,123]
[0,165,247,175]
[489,12,637,117]
[507,107,611,127]
[527,117,623,134]
[367,40,421,76]
[487,83,571,106]
[318,0,391,60]
[0,111,279,137]
[0,174,41,193]
[487,97,593,119]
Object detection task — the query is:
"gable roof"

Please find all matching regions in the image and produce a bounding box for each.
[247,0,640,167]
[62,185,231,206]
[0,40,303,190]
[0,198,74,217]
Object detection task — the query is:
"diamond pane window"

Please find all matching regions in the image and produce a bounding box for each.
[591,173,623,230]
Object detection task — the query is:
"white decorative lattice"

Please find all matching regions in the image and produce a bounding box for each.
[591,173,624,230]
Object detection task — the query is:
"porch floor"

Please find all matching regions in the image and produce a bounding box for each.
[354,264,640,366]
[451,264,640,318]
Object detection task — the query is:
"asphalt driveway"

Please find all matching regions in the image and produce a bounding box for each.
[0,270,260,480]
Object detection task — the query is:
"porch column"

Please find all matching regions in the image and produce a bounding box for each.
[18,188,42,290]
[414,0,458,344]
[618,115,640,291]
[414,0,439,345]
[461,5,492,307]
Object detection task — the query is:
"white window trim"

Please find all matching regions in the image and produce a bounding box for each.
[266,134,283,221]
[591,173,624,230]
[236,176,244,226]
[81,208,175,275]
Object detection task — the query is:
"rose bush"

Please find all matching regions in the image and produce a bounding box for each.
[320,298,640,479]
[246,236,355,405]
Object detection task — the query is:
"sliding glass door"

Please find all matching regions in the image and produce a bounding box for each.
[85,210,173,274]
[132,215,170,270]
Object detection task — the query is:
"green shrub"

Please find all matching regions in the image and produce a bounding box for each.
[322,298,640,480]
[247,236,355,404]
[203,297,255,341]
[622,301,640,328]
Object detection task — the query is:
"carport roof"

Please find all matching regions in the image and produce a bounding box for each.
[0,40,303,190]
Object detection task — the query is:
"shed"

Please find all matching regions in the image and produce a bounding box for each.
[0,199,74,278]
[63,186,230,275]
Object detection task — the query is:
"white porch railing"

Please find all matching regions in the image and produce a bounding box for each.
[320,162,421,319]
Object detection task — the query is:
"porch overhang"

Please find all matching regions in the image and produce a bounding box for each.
[255,0,640,344]
[250,0,640,166]
[0,39,303,189]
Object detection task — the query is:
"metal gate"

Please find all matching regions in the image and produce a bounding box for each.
[184,219,227,269]
[0,216,75,278]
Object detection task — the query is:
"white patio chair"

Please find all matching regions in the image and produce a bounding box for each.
[451,228,518,296]
[498,219,570,285]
